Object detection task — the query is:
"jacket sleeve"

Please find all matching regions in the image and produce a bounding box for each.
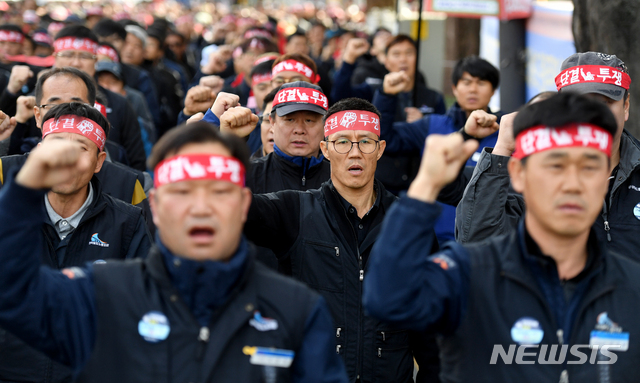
[119,101,147,171]
[363,196,470,333]
[455,148,525,243]
[291,296,348,383]
[0,171,97,372]
[244,191,301,257]
[202,109,221,126]
[437,165,473,206]
[330,62,373,103]
[373,89,430,154]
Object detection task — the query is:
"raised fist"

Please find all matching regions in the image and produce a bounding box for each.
[343,38,370,65]
[219,106,259,138]
[383,71,411,95]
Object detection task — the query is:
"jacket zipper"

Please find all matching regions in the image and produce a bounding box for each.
[601,201,611,242]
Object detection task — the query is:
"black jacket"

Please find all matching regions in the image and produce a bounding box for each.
[0,174,151,383]
[365,197,640,383]
[456,130,640,262]
[0,154,155,235]
[351,54,387,87]
[245,180,440,383]
[247,151,331,194]
[99,86,147,171]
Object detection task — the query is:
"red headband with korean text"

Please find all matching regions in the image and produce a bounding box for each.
[54,37,98,54]
[512,123,612,159]
[42,115,106,152]
[272,59,320,83]
[272,87,328,110]
[555,65,631,90]
[324,110,380,137]
[32,32,53,46]
[0,30,24,43]
[154,154,246,188]
[252,73,272,85]
[97,45,119,63]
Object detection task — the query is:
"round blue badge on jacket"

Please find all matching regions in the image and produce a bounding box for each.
[511,317,544,345]
[634,203,640,220]
[138,311,170,343]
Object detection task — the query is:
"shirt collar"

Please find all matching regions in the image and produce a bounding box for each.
[44,183,94,235]
[333,180,381,217]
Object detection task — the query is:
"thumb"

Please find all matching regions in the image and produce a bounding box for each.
[460,140,479,162]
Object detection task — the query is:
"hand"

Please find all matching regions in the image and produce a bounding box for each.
[405,107,423,123]
[219,106,258,138]
[15,139,83,189]
[407,134,479,203]
[493,111,517,156]
[463,110,499,139]
[183,85,216,116]
[215,45,233,62]
[0,110,17,141]
[186,112,204,124]
[383,71,411,95]
[343,38,370,65]
[7,65,33,94]
[211,92,240,118]
[15,95,35,124]
[199,75,224,94]
[202,48,229,75]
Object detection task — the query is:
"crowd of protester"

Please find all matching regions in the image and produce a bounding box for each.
[0,1,638,383]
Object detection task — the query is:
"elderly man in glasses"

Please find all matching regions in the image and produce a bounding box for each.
[218,96,441,383]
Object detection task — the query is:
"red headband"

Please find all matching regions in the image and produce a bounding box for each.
[555,65,631,90]
[97,45,119,63]
[32,32,53,46]
[252,73,272,85]
[154,154,246,188]
[512,123,612,159]
[272,87,328,110]
[254,55,278,66]
[42,115,106,152]
[324,110,380,137]
[54,37,98,54]
[0,30,24,43]
[272,59,320,83]
[94,102,107,118]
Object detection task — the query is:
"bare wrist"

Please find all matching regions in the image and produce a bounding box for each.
[492,145,514,157]
[407,178,441,204]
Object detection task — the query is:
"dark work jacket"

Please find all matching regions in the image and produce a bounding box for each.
[0,173,151,383]
[0,154,155,235]
[0,175,346,383]
[120,63,161,129]
[245,180,440,383]
[365,197,640,383]
[99,86,147,171]
[247,151,331,194]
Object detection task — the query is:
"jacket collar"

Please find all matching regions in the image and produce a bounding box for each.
[272,144,324,174]
[613,130,640,190]
[71,176,108,227]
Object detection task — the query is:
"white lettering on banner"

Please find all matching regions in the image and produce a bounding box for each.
[182,158,206,178]
[560,70,570,87]
[76,120,94,135]
[490,344,620,365]
[598,68,611,82]
[612,70,623,86]
[570,68,580,84]
[580,68,594,81]
[61,118,75,130]
[326,115,339,132]
[340,112,358,129]
[296,89,309,101]
[550,129,573,145]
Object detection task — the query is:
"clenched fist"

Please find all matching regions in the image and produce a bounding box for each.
[7,65,33,94]
[462,110,499,140]
[383,71,411,95]
[343,38,370,65]
[219,106,259,138]
[15,140,83,190]
[0,110,17,141]
[183,85,216,116]
[211,92,240,119]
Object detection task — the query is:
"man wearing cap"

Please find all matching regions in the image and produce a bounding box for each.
[364,92,640,382]
[53,25,146,170]
[95,60,156,157]
[456,52,640,261]
[0,101,151,383]
[0,121,348,383]
[221,97,440,382]
[207,82,331,193]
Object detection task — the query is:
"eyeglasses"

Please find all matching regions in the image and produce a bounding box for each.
[328,138,379,154]
[271,76,305,87]
[55,51,97,61]
[37,103,58,110]
[258,113,271,124]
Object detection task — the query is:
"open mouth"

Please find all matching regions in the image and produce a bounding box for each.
[348,164,364,175]
[189,227,215,243]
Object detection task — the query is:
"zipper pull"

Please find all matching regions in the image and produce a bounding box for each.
[336,344,342,354]
[302,175,306,186]
[336,328,341,338]
[378,348,382,358]
[198,326,210,342]
[559,369,568,383]
[381,331,385,341]
[556,329,564,345]
[359,270,364,281]
[604,221,611,242]
[335,247,339,257]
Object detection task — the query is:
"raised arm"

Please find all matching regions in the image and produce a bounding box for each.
[330,38,373,102]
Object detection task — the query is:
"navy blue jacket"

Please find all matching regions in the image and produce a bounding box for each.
[0,172,347,383]
[373,89,500,243]
[364,196,640,382]
[202,109,262,154]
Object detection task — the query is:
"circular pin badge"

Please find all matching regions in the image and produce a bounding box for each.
[634,203,640,220]
[138,311,170,343]
[511,317,544,345]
